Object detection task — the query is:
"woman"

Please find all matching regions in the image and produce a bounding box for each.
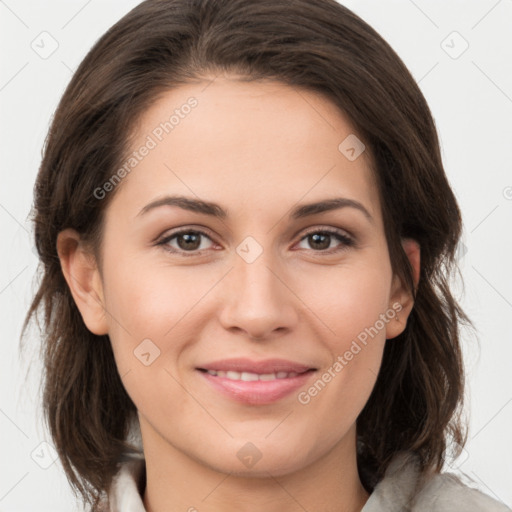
[22,0,511,510]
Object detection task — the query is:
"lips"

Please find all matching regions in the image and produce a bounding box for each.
[196,358,317,405]
[197,357,316,374]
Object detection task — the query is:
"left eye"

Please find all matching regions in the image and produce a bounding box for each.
[296,229,353,252]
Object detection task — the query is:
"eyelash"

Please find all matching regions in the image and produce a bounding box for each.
[155,226,355,257]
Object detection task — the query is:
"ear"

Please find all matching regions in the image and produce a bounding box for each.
[385,238,420,340]
[56,228,109,335]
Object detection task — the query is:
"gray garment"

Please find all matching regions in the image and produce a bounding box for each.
[105,451,511,511]
[362,452,511,511]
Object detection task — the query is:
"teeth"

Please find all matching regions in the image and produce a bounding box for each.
[205,370,301,380]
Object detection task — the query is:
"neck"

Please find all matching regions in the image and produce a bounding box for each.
[141,421,370,512]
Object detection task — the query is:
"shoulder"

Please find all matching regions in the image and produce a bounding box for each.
[413,471,510,512]
[363,452,511,512]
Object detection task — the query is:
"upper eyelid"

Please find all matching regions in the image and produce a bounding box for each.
[299,225,352,239]
[157,225,217,244]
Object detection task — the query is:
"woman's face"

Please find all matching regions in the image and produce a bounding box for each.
[70,76,414,476]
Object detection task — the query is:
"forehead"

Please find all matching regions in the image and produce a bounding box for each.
[110,76,381,224]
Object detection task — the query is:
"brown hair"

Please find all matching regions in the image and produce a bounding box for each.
[22,0,470,508]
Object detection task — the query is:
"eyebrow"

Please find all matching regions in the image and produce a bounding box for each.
[137,194,374,223]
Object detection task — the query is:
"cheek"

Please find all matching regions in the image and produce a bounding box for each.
[297,254,393,341]
[295,255,392,404]
[103,249,198,333]
[101,250,222,382]
[297,280,389,447]
[100,257,198,420]
[100,251,180,364]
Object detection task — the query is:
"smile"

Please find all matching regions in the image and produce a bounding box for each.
[201,369,303,380]
[196,368,316,405]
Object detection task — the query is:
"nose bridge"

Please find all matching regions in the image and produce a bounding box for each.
[233,239,285,307]
[218,237,298,338]
[237,248,278,297]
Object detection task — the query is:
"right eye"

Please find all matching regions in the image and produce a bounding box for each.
[156,228,217,256]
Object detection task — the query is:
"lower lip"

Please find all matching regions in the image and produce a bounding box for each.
[197,370,316,405]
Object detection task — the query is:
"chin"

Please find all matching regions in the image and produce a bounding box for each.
[218,436,316,477]
[211,454,309,479]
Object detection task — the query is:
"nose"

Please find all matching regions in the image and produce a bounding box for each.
[218,249,299,340]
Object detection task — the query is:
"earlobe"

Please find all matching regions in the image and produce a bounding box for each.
[56,228,109,335]
[385,238,421,340]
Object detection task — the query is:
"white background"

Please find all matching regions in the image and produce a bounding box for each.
[1,0,511,510]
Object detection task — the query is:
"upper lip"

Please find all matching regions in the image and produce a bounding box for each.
[197,358,316,374]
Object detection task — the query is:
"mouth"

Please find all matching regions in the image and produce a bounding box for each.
[196,368,315,381]
[195,366,317,405]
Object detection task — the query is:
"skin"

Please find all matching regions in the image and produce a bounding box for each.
[58,75,420,512]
